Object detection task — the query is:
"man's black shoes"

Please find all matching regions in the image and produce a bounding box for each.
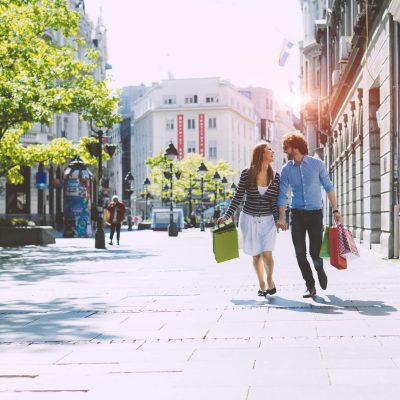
[303,287,316,298]
[317,267,328,290]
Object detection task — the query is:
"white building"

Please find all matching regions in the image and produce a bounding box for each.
[132,77,257,189]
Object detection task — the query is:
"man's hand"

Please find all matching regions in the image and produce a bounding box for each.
[276,219,288,231]
[333,211,342,225]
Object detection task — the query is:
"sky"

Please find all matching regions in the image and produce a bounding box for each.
[84,0,303,112]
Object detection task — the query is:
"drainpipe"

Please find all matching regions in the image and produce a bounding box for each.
[393,20,399,258]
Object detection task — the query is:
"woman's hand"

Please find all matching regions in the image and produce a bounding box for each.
[217,216,227,225]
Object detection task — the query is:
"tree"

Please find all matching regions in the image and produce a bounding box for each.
[0,0,120,183]
[146,152,236,206]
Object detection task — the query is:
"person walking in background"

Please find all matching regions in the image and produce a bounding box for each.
[106,195,126,245]
[218,143,280,297]
[276,132,342,298]
[213,205,221,224]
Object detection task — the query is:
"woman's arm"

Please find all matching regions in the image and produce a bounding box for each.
[222,169,247,220]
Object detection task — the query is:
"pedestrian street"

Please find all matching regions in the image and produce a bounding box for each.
[0,229,399,399]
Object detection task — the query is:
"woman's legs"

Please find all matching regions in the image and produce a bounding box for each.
[252,255,266,292]
[262,251,275,289]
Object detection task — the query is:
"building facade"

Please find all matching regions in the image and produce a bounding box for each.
[132,77,257,193]
[0,1,109,227]
[300,0,400,257]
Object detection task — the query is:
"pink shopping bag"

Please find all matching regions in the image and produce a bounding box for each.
[338,224,360,260]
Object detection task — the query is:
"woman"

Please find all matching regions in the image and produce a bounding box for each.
[218,143,280,296]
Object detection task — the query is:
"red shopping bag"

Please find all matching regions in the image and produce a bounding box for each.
[337,224,360,260]
[329,226,347,269]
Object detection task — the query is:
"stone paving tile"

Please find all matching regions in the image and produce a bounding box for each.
[248,385,400,400]
[328,368,400,384]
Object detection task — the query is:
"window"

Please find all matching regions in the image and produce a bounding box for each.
[206,95,219,103]
[166,119,174,130]
[208,117,216,129]
[163,96,176,105]
[208,140,217,159]
[187,118,196,129]
[185,95,198,104]
[187,141,196,153]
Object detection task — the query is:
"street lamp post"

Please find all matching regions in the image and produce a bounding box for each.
[197,162,208,232]
[164,142,179,237]
[124,172,134,231]
[143,177,151,219]
[221,176,228,202]
[212,171,221,207]
[87,123,116,249]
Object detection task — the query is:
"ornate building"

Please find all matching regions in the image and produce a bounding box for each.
[300,0,400,257]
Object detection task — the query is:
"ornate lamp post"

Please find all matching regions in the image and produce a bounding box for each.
[197,162,208,232]
[212,171,221,207]
[88,122,116,249]
[221,176,228,202]
[164,142,179,237]
[143,177,151,219]
[124,172,134,231]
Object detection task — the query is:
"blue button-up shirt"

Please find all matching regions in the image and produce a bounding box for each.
[277,155,334,210]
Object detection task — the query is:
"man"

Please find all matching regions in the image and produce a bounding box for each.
[106,195,126,245]
[277,132,342,298]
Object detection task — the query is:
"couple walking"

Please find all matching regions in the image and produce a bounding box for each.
[218,132,342,298]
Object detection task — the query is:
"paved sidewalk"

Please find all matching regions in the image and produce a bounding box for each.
[0,228,400,399]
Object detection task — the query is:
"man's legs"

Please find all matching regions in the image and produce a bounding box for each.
[306,212,327,289]
[291,212,316,291]
[116,223,121,244]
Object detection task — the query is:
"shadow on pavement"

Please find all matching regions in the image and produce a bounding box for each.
[0,246,156,283]
[0,299,118,343]
[231,295,397,316]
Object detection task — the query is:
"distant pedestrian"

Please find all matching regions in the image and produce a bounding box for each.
[106,195,126,245]
[218,143,280,297]
[277,132,342,298]
[213,205,221,224]
[190,212,197,228]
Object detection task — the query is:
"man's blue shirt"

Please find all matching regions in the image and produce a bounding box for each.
[277,155,334,210]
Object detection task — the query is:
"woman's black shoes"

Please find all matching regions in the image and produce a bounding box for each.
[266,287,277,295]
[258,287,277,296]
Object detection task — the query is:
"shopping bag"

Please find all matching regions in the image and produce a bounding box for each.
[319,226,330,258]
[338,224,360,260]
[329,226,347,269]
[212,222,239,263]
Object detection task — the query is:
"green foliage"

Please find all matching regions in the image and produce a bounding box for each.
[0,217,35,227]
[146,153,236,204]
[0,0,121,184]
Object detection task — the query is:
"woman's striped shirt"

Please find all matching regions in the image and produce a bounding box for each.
[224,168,280,222]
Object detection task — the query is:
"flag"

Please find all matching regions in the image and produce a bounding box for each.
[278,39,294,67]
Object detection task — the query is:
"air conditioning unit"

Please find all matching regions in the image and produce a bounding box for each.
[332,69,341,87]
[339,36,352,62]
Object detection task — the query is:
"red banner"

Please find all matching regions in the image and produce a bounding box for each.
[177,114,184,160]
[199,114,205,156]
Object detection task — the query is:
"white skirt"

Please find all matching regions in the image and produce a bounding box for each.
[239,212,277,256]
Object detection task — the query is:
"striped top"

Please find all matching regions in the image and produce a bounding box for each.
[224,168,280,222]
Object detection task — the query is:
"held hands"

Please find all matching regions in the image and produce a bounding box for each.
[276,219,288,231]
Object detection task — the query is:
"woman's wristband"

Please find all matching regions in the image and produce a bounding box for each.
[332,209,339,214]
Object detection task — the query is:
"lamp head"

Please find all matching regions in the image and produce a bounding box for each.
[164,142,178,162]
[197,162,208,177]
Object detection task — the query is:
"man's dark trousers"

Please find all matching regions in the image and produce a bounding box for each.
[290,209,323,290]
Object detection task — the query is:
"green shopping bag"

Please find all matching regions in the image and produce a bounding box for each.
[320,226,330,258]
[212,222,239,263]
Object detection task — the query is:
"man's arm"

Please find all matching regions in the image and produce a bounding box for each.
[277,166,289,230]
[327,190,342,225]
